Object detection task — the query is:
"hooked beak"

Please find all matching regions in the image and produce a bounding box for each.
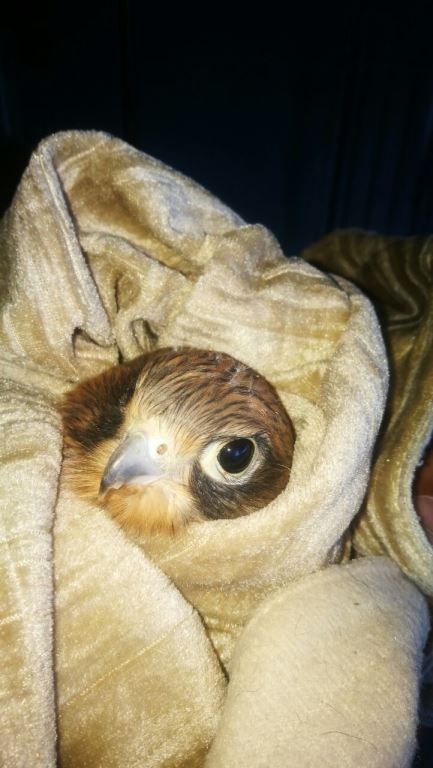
[99,432,167,495]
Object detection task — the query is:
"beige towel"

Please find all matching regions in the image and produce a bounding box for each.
[0,132,428,767]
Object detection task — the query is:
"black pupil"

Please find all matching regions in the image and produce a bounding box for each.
[218,439,254,474]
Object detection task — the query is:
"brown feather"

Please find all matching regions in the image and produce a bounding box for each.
[60,348,295,534]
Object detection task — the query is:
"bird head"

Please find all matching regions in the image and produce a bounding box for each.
[61,348,295,534]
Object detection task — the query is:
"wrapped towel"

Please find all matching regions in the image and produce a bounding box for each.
[0,132,429,767]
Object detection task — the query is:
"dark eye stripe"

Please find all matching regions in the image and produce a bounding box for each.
[61,355,146,452]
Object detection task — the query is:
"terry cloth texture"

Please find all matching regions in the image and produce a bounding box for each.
[0,132,429,768]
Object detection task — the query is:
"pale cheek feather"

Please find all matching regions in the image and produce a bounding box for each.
[63,439,118,505]
[64,440,201,534]
[103,480,201,534]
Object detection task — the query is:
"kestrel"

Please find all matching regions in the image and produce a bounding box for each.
[61,348,295,534]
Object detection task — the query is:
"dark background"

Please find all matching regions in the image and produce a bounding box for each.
[1,2,433,764]
[2,2,433,255]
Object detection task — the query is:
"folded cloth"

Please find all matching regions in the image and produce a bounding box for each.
[302,230,433,596]
[303,229,433,739]
[0,133,429,767]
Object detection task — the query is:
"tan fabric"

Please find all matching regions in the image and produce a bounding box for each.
[207,557,428,768]
[302,230,433,597]
[0,132,429,767]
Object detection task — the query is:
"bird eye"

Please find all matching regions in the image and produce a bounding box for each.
[217,439,255,474]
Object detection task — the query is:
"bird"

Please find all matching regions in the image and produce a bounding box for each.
[60,347,296,535]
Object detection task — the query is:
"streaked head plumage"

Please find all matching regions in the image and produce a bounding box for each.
[61,347,295,534]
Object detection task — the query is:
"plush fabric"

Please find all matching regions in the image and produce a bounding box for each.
[0,131,429,767]
[302,230,433,598]
[206,556,427,768]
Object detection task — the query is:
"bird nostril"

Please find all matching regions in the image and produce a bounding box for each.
[157,443,168,455]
